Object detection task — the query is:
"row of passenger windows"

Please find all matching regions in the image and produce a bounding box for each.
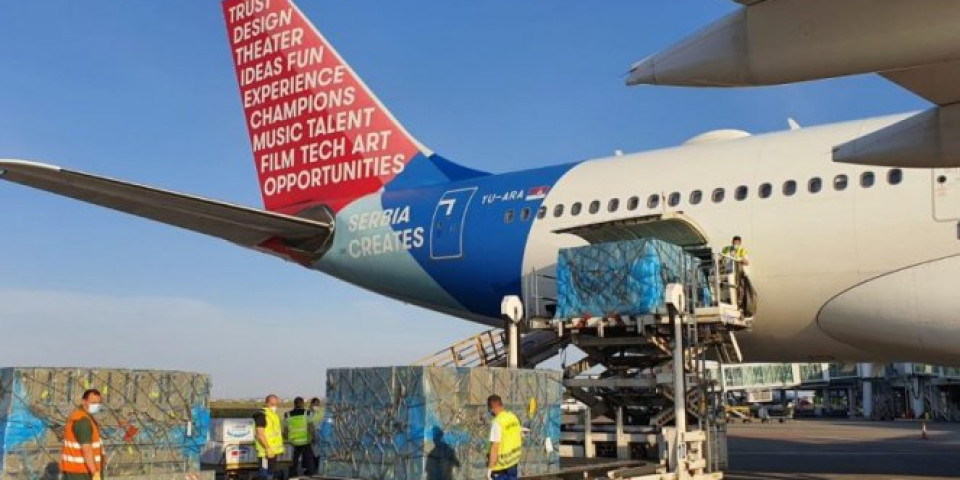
[502,169,903,223]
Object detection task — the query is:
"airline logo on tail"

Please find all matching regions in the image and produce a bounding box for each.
[223,0,427,214]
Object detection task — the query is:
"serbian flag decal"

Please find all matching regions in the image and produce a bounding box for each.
[526,186,550,201]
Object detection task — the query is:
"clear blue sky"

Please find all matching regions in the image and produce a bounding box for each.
[0,1,927,398]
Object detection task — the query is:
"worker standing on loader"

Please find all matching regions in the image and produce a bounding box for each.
[722,236,750,267]
[486,394,522,480]
[253,394,286,480]
[283,397,315,477]
[61,389,104,480]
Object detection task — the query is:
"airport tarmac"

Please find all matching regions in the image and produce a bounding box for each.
[726,419,960,479]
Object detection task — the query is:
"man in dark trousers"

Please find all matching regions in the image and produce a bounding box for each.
[307,397,322,475]
[283,397,315,477]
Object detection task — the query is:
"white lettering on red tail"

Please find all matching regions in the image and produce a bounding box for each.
[222,0,423,213]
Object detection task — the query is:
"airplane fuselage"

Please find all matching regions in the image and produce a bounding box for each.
[317,113,960,364]
[6,0,959,369]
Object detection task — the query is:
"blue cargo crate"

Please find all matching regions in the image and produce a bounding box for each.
[317,366,563,480]
[555,238,702,319]
[0,367,210,480]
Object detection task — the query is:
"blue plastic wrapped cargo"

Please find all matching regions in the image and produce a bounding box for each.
[555,238,701,319]
[317,366,563,480]
[0,367,211,480]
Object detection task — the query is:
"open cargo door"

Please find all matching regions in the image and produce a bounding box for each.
[554,212,711,251]
[554,212,758,318]
[525,213,715,320]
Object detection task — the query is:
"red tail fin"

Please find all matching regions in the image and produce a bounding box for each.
[222,0,428,214]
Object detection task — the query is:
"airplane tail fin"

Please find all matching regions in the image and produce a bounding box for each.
[223,0,468,214]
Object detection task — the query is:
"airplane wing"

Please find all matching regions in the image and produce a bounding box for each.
[0,160,334,264]
[631,0,960,167]
[881,60,960,106]
[726,0,960,107]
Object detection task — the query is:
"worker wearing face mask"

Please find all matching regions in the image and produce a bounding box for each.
[721,236,750,267]
[253,394,286,480]
[62,389,104,480]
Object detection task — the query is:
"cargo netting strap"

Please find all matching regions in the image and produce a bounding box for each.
[555,238,702,319]
[0,368,210,480]
[316,367,562,480]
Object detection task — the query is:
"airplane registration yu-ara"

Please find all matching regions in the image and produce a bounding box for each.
[1,0,959,364]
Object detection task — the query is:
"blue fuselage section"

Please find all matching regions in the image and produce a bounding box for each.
[315,157,575,323]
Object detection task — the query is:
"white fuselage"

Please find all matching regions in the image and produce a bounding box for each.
[524,113,960,363]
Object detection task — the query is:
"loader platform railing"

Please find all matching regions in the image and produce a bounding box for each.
[414,328,506,368]
[415,328,569,369]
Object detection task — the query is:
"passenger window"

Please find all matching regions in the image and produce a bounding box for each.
[888,168,903,185]
[520,207,531,221]
[571,202,582,216]
[647,194,660,209]
[834,174,848,191]
[861,171,875,188]
[783,180,797,196]
[735,186,748,201]
[608,198,620,212]
[537,206,547,219]
[668,192,680,207]
[759,183,772,199]
[627,196,640,211]
[712,188,725,203]
[808,177,822,194]
[553,204,564,217]
[589,200,600,214]
[504,210,515,223]
[689,190,703,205]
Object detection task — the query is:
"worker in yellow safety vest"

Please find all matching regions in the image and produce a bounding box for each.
[721,236,750,267]
[253,394,285,480]
[486,394,522,480]
[283,397,316,477]
[720,235,750,273]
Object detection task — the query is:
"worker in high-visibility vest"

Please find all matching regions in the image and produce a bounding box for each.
[721,236,750,266]
[253,395,285,480]
[486,394,522,480]
[62,389,104,480]
[283,397,315,477]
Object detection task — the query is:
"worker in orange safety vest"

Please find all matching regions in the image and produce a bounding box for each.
[62,389,105,480]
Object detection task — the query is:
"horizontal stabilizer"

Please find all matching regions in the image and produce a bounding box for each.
[0,160,333,263]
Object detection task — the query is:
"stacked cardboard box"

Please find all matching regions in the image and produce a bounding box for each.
[317,366,563,480]
[0,368,211,480]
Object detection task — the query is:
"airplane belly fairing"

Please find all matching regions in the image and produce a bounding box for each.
[818,254,960,365]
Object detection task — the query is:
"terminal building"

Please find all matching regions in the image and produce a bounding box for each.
[715,361,960,421]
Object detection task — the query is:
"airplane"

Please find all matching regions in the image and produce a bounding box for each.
[1,0,958,365]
